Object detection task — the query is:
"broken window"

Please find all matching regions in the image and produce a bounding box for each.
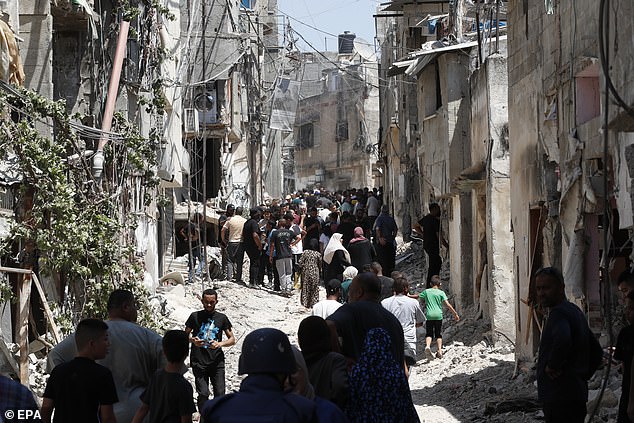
[422,61,442,117]
[336,121,349,142]
[297,123,314,149]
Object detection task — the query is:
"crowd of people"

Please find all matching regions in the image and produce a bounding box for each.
[191,187,399,306]
[1,186,628,423]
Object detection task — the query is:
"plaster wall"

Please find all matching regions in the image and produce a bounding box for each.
[294,71,373,191]
[506,0,634,360]
[19,0,53,102]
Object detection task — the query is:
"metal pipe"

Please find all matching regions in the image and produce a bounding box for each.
[93,19,130,178]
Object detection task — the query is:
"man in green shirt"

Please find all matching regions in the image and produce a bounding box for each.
[415,275,459,359]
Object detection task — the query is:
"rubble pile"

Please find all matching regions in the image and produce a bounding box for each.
[27,239,627,422]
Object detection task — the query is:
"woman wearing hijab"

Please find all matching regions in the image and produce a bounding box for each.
[289,346,349,422]
[346,328,419,423]
[298,316,349,409]
[323,233,351,281]
[300,238,322,308]
[346,226,376,272]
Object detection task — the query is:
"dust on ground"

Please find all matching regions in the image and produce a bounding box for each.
[155,239,547,422]
[24,239,624,422]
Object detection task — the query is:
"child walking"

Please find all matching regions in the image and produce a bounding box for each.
[414,275,459,359]
[132,330,196,422]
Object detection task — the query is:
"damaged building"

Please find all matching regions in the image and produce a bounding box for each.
[377,0,634,364]
[508,0,634,361]
[0,0,282,382]
[377,0,515,345]
[284,35,380,191]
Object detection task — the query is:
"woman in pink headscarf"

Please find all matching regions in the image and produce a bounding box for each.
[346,226,376,272]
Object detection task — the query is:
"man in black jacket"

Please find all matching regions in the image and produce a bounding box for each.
[535,267,602,423]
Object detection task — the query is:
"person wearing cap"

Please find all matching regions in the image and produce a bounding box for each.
[201,328,317,422]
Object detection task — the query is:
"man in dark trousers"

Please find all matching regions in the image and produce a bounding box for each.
[185,289,236,414]
[374,205,398,276]
[535,267,602,423]
[413,203,444,288]
[243,207,263,287]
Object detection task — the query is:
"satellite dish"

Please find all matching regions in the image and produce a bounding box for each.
[353,38,377,62]
[194,92,215,112]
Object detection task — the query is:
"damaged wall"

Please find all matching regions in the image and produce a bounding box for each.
[508,0,634,361]
[470,51,515,344]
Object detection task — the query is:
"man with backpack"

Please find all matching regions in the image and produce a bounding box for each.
[535,267,603,423]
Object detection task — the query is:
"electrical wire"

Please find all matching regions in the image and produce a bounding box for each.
[598,0,634,119]
[277,8,375,46]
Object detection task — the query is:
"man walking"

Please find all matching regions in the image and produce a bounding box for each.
[221,206,246,284]
[48,290,165,422]
[535,267,602,423]
[243,208,263,287]
[269,218,297,297]
[382,275,425,374]
[413,203,444,287]
[180,213,204,282]
[374,205,398,276]
[185,289,235,414]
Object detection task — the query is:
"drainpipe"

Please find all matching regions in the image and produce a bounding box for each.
[93,20,130,179]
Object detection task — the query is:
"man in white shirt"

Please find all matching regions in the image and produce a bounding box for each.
[312,279,343,319]
[381,274,425,374]
[221,206,247,284]
[366,191,380,226]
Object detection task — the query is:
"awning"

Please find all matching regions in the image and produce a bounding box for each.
[381,0,450,12]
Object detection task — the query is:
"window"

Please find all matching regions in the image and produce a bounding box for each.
[575,62,600,125]
[240,0,255,10]
[297,123,314,149]
[336,121,348,142]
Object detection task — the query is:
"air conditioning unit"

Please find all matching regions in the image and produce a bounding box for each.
[183,108,199,135]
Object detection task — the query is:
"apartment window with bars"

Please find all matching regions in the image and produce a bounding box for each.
[0,187,13,211]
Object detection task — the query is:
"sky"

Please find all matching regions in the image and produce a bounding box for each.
[276,0,382,53]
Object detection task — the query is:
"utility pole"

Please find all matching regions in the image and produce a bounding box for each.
[201,0,208,287]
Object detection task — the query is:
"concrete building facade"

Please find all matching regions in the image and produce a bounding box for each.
[377,0,515,345]
[290,46,379,192]
[507,0,634,360]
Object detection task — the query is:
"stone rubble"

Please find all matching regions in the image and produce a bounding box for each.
[22,239,626,421]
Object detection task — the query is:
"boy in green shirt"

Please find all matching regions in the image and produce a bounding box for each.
[415,275,459,359]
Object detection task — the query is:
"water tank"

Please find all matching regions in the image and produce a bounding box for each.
[338,31,356,54]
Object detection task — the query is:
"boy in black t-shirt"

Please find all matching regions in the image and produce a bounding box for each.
[131,330,196,423]
[185,289,236,412]
[42,319,118,423]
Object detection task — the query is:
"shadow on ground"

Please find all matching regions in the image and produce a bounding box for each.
[410,355,541,422]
